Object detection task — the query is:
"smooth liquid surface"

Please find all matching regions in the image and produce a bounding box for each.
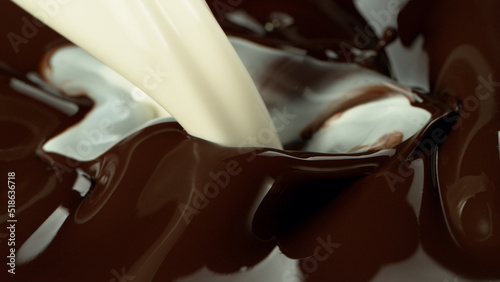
[1,0,500,281]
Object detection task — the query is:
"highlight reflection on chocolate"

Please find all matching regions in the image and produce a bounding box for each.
[398,0,500,275]
[1,0,499,281]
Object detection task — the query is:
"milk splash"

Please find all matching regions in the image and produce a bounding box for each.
[12,0,282,149]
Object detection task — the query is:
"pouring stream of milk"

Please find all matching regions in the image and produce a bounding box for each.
[12,0,282,149]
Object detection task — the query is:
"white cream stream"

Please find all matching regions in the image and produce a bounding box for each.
[12,0,282,149]
[37,38,432,160]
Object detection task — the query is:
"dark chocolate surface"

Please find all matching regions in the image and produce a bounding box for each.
[1,0,499,281]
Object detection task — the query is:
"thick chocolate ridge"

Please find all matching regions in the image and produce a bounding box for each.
[1,0,499,281]
[398,0,500,275]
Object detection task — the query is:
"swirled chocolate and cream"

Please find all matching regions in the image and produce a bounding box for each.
[1,0,499,281]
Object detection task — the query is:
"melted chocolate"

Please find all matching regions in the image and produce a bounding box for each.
[398,0,500,276]
[300,83,417,140]
[210,0,392,73]
[1,0,499,281]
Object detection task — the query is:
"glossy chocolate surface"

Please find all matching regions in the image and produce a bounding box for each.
[398,0,500,275]
[1,0,499,281]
